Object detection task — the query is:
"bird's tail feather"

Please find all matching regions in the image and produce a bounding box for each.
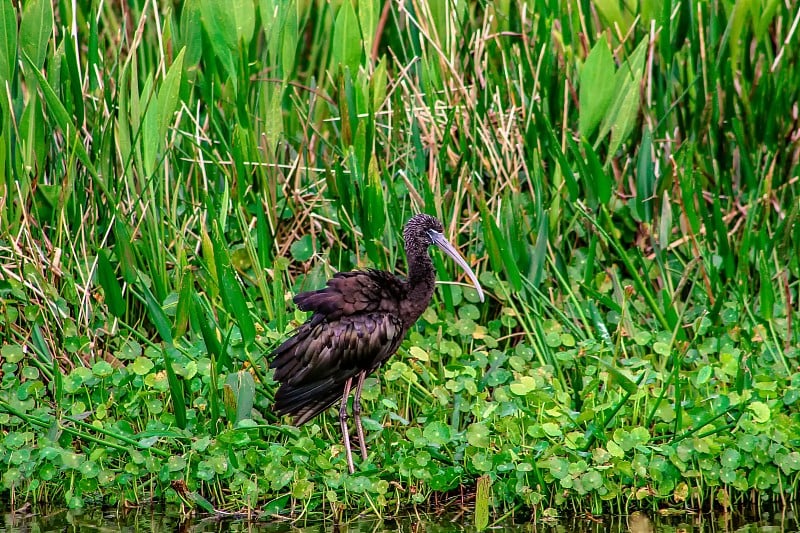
[274,378,348,426]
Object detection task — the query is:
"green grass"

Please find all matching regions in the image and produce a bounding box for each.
[1,0,800,521]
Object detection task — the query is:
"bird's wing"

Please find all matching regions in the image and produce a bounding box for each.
[292,270,403,320]
[270,312,405,424]
[271,311,404,385]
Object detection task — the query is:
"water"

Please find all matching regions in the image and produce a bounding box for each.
[0,507,796,533]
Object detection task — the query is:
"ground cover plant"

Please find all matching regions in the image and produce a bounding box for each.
[1,0,800,522]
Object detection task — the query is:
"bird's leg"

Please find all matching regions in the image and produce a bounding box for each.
[339,377,355,474]
[352,370,368,462]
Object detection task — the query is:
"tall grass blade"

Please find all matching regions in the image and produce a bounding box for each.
[163,346,187,429]
[475,474,491,531]
[225,371,255,424]
[139,278,173,344]
[635,127,654,222]
[20,50,99,180]
[212,220,256,348]
[96,249,125,319]
[0,0,15,86]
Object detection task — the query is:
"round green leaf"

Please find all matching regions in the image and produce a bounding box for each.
[509,375,537,396]
[423,421,451,446]
[92,360,114,378]
[131,357,154,376]
[749,401,770,423]
[466,423,490,448]
[1,344,24,363]
[290,235,314,261]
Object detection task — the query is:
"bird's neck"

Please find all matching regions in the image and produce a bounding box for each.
[403,248,436,326]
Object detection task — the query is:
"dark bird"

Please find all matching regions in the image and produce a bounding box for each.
[270,214,484,473]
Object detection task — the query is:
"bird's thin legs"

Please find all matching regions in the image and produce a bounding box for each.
[352,370,368,462]
[339,377,355,474]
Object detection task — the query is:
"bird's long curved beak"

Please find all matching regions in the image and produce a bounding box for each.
[429,230,485,303]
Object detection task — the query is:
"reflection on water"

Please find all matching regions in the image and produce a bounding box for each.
[0,507,797,533]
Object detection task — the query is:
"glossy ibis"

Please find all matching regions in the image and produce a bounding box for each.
[270,214,484,473]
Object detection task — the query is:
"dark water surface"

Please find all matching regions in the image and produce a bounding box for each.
[1,507,796,533]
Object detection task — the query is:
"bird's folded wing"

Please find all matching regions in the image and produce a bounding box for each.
[270,312,404,424]
[271,312,403,384]
[293,270,402,319]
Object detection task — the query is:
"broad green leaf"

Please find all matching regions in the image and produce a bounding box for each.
[200,0,236,51]
[199,0,238,86]
[608,38,647,156]
[331,0,361,73]
[583,470,603,490]
[141,73,158,174]
[91,360,113,378]
[629,426,650,445]
[190,492,216,512]
[259,0,279,51]
[178,0,203,65]
[607,440,625,458]
[262,85,284,153]
[157,47,185,146]
[477,199,521,291]
[593,0,628,32]
[372,56,387,110]
[579,40,615,138]
[358,0,380,61]
[19,0,52,69]
[584,140,611,203]
[0,0,16,86]
[696,365,713,385]
[595,37,647,156]
[658,190,672,249]
[280,1,297,79]
[62,27,84,126]
[408,346,429,361]
[191,293,221,360]
[546,457,569,479]
[231,0,255,46]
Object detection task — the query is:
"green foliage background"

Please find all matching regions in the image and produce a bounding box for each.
[1,0,800,520]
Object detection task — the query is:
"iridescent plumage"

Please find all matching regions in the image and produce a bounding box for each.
[270,214,484,473]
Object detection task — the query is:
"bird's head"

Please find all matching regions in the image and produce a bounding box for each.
[403,213,444,247]
[403,214,485,302]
